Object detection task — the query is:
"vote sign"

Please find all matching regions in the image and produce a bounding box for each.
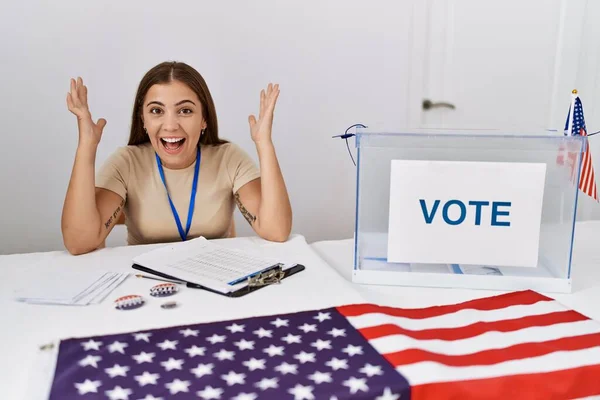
[386,160,546,268]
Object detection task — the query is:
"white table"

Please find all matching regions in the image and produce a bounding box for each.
[1,235,365,400]
[4,224,600,399]
[310,221,600,321]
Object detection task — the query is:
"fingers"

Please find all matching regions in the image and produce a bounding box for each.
[259,89,266,119]
[66,92,74,111]
[248,115,257,128]
[70,78,80,105]
[265,83,280,112]
[96,118,107,132]
[81,83,88,106]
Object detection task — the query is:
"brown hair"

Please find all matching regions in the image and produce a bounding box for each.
[128,61,227,146]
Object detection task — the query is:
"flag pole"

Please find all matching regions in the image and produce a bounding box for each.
[567,89,577,136]
[560,89,578,224]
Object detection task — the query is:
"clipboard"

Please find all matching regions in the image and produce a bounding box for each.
[131,263,306,298]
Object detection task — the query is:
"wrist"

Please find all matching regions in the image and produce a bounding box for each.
[76,141,98,159]
[254,139,275,152]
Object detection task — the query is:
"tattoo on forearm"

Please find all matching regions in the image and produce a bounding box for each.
[104,199,125,229]
[234,192,256,226]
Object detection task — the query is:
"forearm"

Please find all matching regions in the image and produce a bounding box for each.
[255,141,292,240]
[61,144,103,253]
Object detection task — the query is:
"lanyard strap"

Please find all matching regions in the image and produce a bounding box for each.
[155,147,201,241]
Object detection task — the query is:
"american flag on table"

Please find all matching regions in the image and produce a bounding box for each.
[47,290,600,400]
[559,93,598,201]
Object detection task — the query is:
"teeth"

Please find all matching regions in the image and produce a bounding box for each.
[162,137,184,143]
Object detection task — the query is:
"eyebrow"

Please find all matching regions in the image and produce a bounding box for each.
[146,100,196,107]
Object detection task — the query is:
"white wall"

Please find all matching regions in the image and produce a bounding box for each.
[0,0,415,254]
[1,0,599,255]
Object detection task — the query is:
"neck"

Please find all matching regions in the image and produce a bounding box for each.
[160,148,198,170]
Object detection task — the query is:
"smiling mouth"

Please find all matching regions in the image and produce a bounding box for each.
[160,137,186,152]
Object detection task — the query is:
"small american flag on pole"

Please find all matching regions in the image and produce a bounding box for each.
[564,91,598,201]
[46,290,600,399]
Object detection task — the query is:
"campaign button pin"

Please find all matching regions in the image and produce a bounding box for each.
[114,295,144,310]
[150,283,178,297]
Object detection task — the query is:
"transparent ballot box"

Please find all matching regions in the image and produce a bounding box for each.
[352,130,586,293]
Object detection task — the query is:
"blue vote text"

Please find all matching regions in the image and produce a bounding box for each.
[419,199,511,226]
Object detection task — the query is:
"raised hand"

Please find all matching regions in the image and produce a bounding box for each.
[248,83,280,145]
[66,77,107,147]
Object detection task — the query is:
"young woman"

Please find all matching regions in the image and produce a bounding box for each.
[61,61,292,255]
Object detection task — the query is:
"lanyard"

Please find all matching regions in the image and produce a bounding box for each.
[155,147,201,241]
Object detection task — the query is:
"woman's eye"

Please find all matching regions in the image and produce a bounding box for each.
[150,108,163,115]
[179,108,193,115]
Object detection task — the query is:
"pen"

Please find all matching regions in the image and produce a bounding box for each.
[135,274,185,285]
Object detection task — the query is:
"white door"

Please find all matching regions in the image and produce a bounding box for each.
[407,0,590,133]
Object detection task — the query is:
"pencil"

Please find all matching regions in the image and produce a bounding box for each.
[135,274,185,285]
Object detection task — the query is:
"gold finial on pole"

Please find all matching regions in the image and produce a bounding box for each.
[572,89,578,94]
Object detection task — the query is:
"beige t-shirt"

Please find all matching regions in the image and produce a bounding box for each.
[95,142,260,245]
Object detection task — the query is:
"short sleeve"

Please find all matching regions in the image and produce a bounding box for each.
[226,143,261,193]
[95,146,131,200]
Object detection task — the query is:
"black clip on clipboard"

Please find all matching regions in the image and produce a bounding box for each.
[131,263,306,298]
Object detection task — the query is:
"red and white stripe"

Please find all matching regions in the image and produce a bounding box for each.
[578,129,598,201]
[337,291,600,399]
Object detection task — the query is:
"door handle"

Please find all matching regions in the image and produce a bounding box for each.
[422,99,456,110]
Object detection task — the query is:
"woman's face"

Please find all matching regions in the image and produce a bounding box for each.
[142,80,206,169]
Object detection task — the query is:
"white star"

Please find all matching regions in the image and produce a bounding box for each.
[197,385,224,400]
[234,339,255,351]
[157,339,178,350]
[74,379,101,394]
[232,393,257,400]
[275,362,298,375]
[81,339,102,351]
[288,383,315,400]
[226,323,245,333]
[165,378,190,395]
[134,371,160,386]
[314,312,331,322]
[263,344,285,357]
[376,387,402,400]
[308,371,332,384]
[360,363,383,377]
[79,355,102,368]
[326,357,348,371]
[191,363,214,378]
[253,327,273,338]
[214,349,235,361]
[221,370,245,386]
[343,376,369,394]
[139,395,162,400]
[282,334,302,344]
[179,328,199,337]
[108,341,128,354]
[255,377,279,390]
[342,344,363,357]
[132,351,155,364]
[160,357,184,371]
[298,323,317,333]
[206,334,226,344]
[104,364,130,378]
[105,385,132,400]
[310,339,332,351]
[132,333,152,342]
[243,358,266,371]
[271,318,289,328]
[294,351,316,364]
[184,345,206,357]
[327,328,346,337]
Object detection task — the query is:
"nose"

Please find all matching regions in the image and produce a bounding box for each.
[162,111,180,132]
